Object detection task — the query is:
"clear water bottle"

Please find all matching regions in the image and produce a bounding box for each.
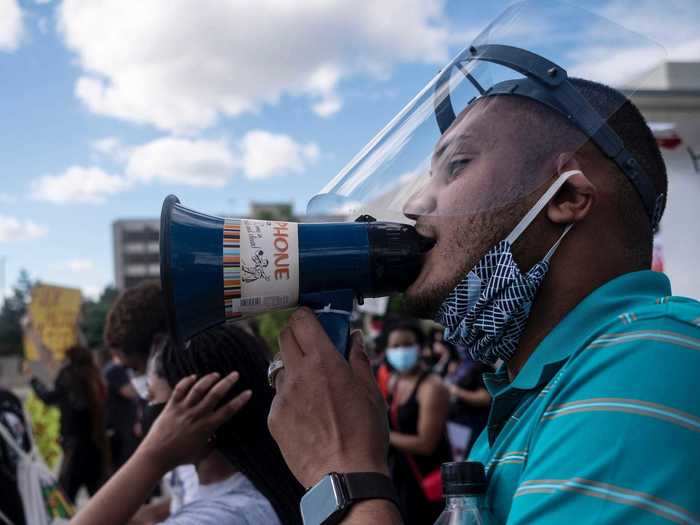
[433,461,487,525]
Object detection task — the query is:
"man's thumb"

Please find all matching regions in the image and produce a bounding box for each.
[348,330,373,384]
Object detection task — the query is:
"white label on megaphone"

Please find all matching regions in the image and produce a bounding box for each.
[225,218,300,317]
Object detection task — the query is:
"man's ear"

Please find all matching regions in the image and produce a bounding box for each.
[547,154,596,225]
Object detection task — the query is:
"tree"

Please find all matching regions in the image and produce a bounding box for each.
[80,286,119,349]
[0,270,34,356]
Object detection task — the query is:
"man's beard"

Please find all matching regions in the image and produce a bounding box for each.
[402,280,459,319]
[401,206,525,320]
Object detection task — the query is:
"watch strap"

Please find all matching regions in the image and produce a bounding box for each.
[339,472,399,508]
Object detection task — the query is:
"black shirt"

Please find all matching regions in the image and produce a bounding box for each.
[102,362,138,436]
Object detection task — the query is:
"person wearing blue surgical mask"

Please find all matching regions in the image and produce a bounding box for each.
[384,321,451,525]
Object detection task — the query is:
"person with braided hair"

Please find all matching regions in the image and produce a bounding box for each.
[72,323,303,525]
[158,324,304,525]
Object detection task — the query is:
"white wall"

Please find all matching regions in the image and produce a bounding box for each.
[657,145,700,299]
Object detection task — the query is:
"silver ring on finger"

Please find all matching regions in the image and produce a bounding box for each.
[267,357,285,389]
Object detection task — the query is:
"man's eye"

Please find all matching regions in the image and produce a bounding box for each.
[447,159,471,180]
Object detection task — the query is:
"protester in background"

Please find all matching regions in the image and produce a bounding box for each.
[72,323,303,525]
[420,327,442,367]
[443,356,492,457]
[430,335,461,378]
[30,345,108,503]
[103,281,168,380]
[103,281,169,469]
[0,386,31,525]
[384,321,451,525]
[102,351,140,473]
[160,324,304,524]
[129,337,199,524]
[71,370,249,525]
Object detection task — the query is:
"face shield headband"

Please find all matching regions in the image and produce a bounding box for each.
[434,44,664,231]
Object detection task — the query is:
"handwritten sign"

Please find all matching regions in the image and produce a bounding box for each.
[24,284,82,362]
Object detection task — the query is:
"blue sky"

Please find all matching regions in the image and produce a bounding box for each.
[0,0,698,298]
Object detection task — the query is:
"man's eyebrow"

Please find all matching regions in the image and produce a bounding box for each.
[433,133,478,160]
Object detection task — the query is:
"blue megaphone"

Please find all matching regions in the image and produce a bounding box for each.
[160,195,433,357]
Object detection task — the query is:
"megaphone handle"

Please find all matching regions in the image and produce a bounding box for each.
[299,290,354,359]
[314,309,351,359]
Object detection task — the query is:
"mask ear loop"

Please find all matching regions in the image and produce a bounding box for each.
[542,223,574,263]
[505,169,581,245]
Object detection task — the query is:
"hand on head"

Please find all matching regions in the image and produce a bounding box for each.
[140,370,252,472]
[268,307,390,489]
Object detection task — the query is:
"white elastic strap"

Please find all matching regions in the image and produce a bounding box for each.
[543,223,574,263]
[505,169,581,245]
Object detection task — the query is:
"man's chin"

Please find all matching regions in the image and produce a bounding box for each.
[401,282,450,320]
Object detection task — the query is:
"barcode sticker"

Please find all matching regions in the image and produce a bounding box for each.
[264,295,289,307]
[240,297,262,307]
[239,295,290,311]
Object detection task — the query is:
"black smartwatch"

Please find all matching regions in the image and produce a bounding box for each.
[299,472,399,525]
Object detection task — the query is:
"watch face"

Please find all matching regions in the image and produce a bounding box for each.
[300,475,344,525]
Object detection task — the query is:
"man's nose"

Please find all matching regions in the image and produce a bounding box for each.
[403,186,437,221]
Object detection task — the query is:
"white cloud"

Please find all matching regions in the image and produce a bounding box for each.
[53,258,95,272]
[125,137,236,188]
[31,166,129,204]
[0,0,23,51]
[82,285,103,301]
[92,136,121,155]
[58,0,449,132]
[34,131,319,203]
[92,136,130,162]
[571,0,700,86]
[0,215,47,241]
[240,130,319,180]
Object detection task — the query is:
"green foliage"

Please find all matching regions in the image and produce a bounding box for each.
[257,310,294,354]
[25,392,62,469]
[387,294,405,315]
[0,270,34,356]
[80,286,119,348]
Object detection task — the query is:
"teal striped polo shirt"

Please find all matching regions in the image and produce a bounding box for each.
[469,270,700,524]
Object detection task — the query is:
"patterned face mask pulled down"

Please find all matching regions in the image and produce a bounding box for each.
[435,170,579,365]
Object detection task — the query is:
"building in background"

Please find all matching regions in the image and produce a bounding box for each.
[113,218,160,290]
[628,60,700,299]
[249,202,294,220]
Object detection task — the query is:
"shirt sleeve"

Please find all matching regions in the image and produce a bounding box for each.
[158,496,280,525]
[506,318,700,525]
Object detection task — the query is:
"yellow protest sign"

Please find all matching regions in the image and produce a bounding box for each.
[24,284,82,362]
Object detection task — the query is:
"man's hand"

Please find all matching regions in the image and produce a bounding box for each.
[268,308,390,489]
[140,371,252,472]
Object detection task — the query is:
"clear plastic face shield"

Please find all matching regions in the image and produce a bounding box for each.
[307,0,665,227]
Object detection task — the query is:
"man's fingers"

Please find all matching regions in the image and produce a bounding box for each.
[348,330,374,386]
[278,322,303,370]
[211,389,252,426]
[195,371,240,415]
[171,375,197,403]
[287,307,335,361]
[184,372,220,407]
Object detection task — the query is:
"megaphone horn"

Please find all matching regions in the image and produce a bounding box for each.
[160,195,433,356]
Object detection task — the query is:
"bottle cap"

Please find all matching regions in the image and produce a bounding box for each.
[441,461,487,495]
